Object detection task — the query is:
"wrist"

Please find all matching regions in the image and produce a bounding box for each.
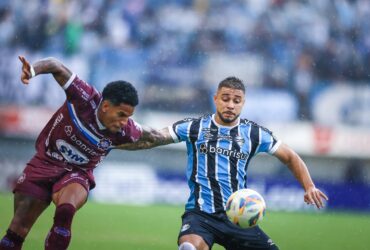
[30,65,36,78]
[304,183,316,191]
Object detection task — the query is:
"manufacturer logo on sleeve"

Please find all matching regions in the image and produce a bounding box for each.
[180,223,191,232]
[65,126,73,136]
[17,173,26,184]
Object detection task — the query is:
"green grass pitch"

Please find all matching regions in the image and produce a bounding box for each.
[1,193,369,249]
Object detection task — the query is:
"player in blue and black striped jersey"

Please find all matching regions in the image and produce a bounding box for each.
[120,76,328,250]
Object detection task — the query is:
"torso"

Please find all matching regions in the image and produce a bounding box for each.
[34,74,142,171]
[171,114,280,213]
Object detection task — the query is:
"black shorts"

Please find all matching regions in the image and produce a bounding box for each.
[178,209,278,250]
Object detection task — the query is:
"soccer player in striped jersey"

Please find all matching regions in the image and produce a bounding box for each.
[0,56,143,250]
[121,76,328,250]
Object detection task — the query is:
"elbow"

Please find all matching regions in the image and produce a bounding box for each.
[43,57,65,73]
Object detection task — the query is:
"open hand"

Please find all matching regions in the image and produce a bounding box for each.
[304,186,329,209]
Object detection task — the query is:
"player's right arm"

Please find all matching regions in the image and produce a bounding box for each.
[117,126,175,150]
[18,55,72,87]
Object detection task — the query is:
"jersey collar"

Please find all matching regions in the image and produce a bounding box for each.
[212,114,240,128]
[95,99,106,130]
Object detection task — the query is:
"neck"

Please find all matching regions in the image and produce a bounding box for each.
[214,114,239,127]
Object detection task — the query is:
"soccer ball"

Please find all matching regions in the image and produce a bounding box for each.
[226,188,266,228]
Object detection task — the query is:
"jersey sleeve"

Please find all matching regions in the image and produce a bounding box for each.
[63,74,98,104]
[257,128,281,155]
[123,119,143,142]
[168,119,194,143]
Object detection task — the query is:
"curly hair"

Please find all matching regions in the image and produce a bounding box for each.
[102,80,139,106]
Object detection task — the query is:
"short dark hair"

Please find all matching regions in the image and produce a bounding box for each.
[217,76,245,93]
[102,80,139,106]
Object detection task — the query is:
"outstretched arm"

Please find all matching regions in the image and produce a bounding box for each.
[18,55,73,87]
[117,126,175,150]
[274,143,328,209]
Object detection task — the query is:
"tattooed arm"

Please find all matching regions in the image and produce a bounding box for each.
[117,126,175,150]
[19,55,73,87]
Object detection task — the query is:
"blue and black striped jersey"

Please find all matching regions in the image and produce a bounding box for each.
[168,114,281,213]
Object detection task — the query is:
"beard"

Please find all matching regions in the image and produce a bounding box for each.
[217,111,240,124]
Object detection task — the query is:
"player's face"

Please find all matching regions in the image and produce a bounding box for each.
[214,87,245,126]
[99,100,135,133]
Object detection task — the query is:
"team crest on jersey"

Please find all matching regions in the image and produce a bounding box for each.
[97,138,112,150]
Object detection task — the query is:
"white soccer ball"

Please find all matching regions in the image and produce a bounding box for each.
[226,188,266,228]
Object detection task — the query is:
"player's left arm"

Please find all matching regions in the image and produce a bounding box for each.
[273,143,329,209]
[117,126,174,150]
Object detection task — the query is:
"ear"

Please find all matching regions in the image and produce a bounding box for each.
[100,100,110,112]
[213,93,217,104]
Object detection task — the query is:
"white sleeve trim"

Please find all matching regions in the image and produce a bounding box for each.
[269,140,282,154]
[168,125,179,143]
[62,73,76,90]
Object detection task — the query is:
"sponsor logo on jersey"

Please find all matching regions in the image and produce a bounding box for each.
[56,139,89,165]
[64,126,99,156]
[199,143,248,160]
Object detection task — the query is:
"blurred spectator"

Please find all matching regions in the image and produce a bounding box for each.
[292,50,315,120]
[345,159,365,185]
[0,0,369,122]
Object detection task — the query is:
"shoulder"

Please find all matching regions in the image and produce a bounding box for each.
[68,76,100,100]
[240,118,274,135]
[174,114,210,126]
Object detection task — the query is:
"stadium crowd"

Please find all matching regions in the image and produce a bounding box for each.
[0,0,369,120]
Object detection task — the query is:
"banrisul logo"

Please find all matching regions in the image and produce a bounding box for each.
[56,139,89,165]
[199,143,248,160]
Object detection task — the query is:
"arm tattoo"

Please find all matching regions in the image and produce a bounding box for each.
[33,57,72,87]
[117,126,174,150]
